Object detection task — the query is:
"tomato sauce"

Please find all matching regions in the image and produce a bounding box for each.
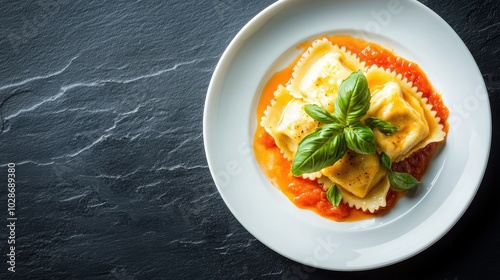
[253,36,448,222]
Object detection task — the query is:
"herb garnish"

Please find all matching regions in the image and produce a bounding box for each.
[326,184,342,207]
[291,70,418,206]
[380,152,420,191]
[365,117,399,135]
[291,70,376,176]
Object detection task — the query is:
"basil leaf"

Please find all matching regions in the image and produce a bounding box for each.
[326,184,342,207]
[303,104,337,124]
[344,123,376,154]
[388,171,420,191]
[333,70,371,125]
[291,123,347,176]
[380,152,392,171]
[365,117,398,135]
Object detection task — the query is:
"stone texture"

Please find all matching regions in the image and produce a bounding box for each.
[0,0,498,279]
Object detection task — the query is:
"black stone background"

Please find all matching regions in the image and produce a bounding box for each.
[0,0,498,279]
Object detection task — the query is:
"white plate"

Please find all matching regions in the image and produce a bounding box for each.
[203,0,491,271]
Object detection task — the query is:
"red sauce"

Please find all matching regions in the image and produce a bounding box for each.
[253,36,448,222]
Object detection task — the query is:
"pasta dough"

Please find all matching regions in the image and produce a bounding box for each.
[319,176,391,213]
[365,67,446,162]
[261,85,319,160]
[321,150,385,198]
[288,38,365,112]
[260,85,322,179]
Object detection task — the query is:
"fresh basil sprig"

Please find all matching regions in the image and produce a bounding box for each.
[303,104,338,124]
[326,184,342,207]
[379,152,420,191]
[292,71,376,176]
[365,117,398,135]
[333,70,371,126]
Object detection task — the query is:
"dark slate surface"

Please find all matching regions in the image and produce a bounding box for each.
[0,0,498,279]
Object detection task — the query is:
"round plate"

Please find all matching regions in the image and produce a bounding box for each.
[203,0,491,271]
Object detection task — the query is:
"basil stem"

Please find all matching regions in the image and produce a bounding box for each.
[303,104,337,123]
[326,184,342,207]
[333,70,371,125]
[291,123,347,176]
[365,117,398,135]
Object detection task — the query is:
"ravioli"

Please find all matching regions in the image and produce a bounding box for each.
[365,67,446,162]
[321,150,385,198]
[287,38,365,112]
[261,85,318,160]
[319,175,390,213]
[260,85,322,179]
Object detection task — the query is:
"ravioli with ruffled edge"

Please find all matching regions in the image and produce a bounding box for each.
[260,38,446,214]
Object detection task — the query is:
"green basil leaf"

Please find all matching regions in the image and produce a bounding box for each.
[333,70,371,125]
[326,184,342,207]
[344,123,376,154]
[365,117,398,135]
[291,123,347,176]
[380,152,392,171]
[303,104,337,124]
[388,171,420,191]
